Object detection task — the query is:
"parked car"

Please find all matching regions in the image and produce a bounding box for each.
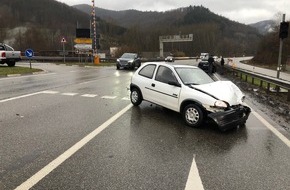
[165,55,174,62]
[116,53,141,70]
[130,62,251,131]
[198,59,216,73]
[0,43,21,67]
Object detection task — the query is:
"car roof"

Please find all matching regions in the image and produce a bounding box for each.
[142,62,198,69]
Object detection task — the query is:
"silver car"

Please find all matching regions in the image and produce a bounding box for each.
[116,53,141,70]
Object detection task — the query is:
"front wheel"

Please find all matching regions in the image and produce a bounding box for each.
[183,104,204,128]
[130,88,142,106]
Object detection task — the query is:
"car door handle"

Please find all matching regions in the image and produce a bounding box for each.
[151,83,155,87]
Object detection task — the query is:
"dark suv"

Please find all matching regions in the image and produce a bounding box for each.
[116,53,141,70]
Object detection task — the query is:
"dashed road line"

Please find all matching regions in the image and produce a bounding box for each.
[41,90,59,94]
[101,96,117,99]
[61,93,78,96]
[81,94,98,98]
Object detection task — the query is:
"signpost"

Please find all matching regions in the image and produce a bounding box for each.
[61,37,67,63]
[25,49,34,69]
[159,34,193,57]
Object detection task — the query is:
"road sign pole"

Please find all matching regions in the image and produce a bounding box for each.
[277,14,286,79]
[63,42,65,63]
[25,49,34,69]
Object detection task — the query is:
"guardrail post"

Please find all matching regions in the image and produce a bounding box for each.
[260,80,263,87]
[252,77,255,84]
[287,91,290,101]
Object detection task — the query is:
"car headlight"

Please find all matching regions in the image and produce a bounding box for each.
[117,59,120,62]
[214,100,228,108]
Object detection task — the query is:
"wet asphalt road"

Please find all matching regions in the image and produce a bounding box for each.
[0,62,290,190]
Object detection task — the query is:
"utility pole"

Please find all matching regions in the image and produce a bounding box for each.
[277,14,288,78]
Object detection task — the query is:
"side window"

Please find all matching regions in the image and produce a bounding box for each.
[0,46,4,50]
[138,64,156,79]
[155,66,178,84]
[4,45,13,51]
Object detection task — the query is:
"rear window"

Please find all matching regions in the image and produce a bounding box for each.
[138,64,156,79]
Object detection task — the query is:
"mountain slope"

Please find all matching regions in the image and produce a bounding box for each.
[74,5,262,57]
[249,20,276,35]
[0,0,125,51]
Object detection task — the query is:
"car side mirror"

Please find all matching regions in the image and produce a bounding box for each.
[168,81,181,87]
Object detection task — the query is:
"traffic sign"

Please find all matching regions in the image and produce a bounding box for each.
[61,37,67,43]
[25,49,34,58]
[74,38,92,44]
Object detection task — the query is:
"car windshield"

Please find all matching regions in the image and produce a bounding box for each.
[175,67,214,85]
[121,53,136,59]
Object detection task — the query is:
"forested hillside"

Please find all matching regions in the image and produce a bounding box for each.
[0,0,126,52]
[75,5,262,57]
[253,24,290,67]
[0,0,266,58]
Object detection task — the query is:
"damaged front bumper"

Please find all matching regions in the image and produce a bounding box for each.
[207,105,251,131]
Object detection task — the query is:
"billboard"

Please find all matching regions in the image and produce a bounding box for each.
[76,29,90,38]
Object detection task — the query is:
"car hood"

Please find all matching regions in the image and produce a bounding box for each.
[192,81,245,105]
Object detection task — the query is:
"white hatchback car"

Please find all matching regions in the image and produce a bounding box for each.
[130,62,251,131]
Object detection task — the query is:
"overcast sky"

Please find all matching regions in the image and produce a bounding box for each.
[57,0,289,24]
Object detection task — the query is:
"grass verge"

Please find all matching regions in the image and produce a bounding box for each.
[0,66,43,76]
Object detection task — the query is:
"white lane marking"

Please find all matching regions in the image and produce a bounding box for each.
[61,93,78,96]
[81,94,98,98]
[41,91,59,94]
[184,155,204,190]
[0,73,56,81]
[251,110,290,148]
[15,104,133,190]
[101,96,117,99]
[0,92,42,103]
[122,97,130,101]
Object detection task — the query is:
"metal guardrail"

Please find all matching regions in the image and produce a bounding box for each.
[219,64,290,101]
[21,56,117,63]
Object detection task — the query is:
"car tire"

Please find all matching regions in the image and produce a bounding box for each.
[116,64,120,70]
[183,104,204,128]
[130,88,142,106]
[7,61,15,67]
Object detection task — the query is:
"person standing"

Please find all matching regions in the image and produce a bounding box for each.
[208,55,215,74]
[220,56,225,75]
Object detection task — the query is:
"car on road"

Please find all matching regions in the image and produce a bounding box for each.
[0,43,21,67]
[165,55,175,62]
[198,59,216,74]
[130,62,251,131]
[116,53,141,70]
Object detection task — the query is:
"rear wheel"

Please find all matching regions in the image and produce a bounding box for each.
[183,104,204,127]
[7,61,15,67]
[130,88,142,106]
